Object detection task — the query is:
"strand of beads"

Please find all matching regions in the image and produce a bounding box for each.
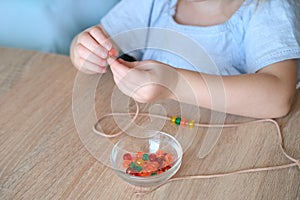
[170,116,195,128]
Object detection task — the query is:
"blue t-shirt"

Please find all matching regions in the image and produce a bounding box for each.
[101,0,300,81]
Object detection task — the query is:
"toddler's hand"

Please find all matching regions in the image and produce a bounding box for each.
[109,59,178,103]
[70,25,116,74]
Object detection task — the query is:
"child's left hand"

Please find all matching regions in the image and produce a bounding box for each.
[109,58,178,103]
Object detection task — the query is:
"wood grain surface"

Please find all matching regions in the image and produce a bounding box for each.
[0,48,299,200]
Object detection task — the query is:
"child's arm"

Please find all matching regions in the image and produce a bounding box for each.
[109,58,298,119]
[173,59,298,118]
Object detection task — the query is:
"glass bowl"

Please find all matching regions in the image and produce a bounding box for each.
[111,131,183,187]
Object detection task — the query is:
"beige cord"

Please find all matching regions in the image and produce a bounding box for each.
[93,101,300,194]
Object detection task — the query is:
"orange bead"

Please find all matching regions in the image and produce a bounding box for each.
[108,48,118,57]
[164,153,174,164]
[131,156,137,163]
[139,170,151,177]
[149,161,159,170]
[144,165,155,173]
[136,152,144,159]
[156,150,164,157]
[122,160,131,168]
[141,161,149,168]
[180,118,187,126]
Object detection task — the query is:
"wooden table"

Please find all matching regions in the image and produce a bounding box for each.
[1,48,299,200]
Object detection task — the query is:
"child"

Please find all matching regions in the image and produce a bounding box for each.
[70,0,300,119]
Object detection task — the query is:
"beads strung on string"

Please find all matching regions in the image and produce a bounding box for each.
[170,116,195,128]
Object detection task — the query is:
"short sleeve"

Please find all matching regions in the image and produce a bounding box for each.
[244,0,300,73]
[101,0,156,57]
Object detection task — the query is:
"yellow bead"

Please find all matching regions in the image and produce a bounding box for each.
[188,120,195,128]
[170,116,176,124]
[136,158,143,165]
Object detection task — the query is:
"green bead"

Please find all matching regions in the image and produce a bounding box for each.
[135,165,142,172]
[142,154,149,161]
[175,117,181,125]
[151,172,157,176]
[130,162,136,169]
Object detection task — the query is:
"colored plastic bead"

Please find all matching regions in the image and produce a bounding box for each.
[161,164,172,172]
[141,161,149,168]
[130,162,136,169]
[188,120,195,128]
[180,118,187,126]
[135,165,142,172]
[142,154,149,161]
[149,153,156,161]
[156,157,165,167]
[144,164,155,172]
[136,152,144,159]
[122,160,131,168]
[149,161,159,170]
[139,170,151,177]
[123,153,132,161]
[151,172,157,176]
[131,156,137,163]
[126,168,138,176]
[170,116,176,124]
[109,48,118,57]
[156,150,164,157]
[136,158,143,166]
[175,117,181,125]
[165,153,174,164]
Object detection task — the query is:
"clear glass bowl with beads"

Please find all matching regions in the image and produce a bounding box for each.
[111,130,183,187]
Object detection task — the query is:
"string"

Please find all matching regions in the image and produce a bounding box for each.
[93,100,300,194]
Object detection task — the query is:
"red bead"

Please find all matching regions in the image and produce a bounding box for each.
[156,157,165,167]
[126,168,138,176]
[161,164,172,172]
[149,153,156,161]
[123,153,132,161]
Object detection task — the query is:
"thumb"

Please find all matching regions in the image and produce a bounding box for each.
[109,57,132,78]
[117,58,139,69]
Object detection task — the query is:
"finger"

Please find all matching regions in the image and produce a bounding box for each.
[78,57,107,74]
[89,26,112,50]
[78,32,109,59]
[109,59,132,79]
[77,44,107,67]
[109,59,139,80]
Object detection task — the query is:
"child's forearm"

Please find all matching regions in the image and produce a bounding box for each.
[172,60,298,118]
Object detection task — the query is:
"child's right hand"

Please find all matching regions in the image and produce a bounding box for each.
[70,25,114,74]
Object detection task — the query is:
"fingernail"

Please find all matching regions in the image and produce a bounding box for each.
[103,41,112,50]
[100,50,108,59]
